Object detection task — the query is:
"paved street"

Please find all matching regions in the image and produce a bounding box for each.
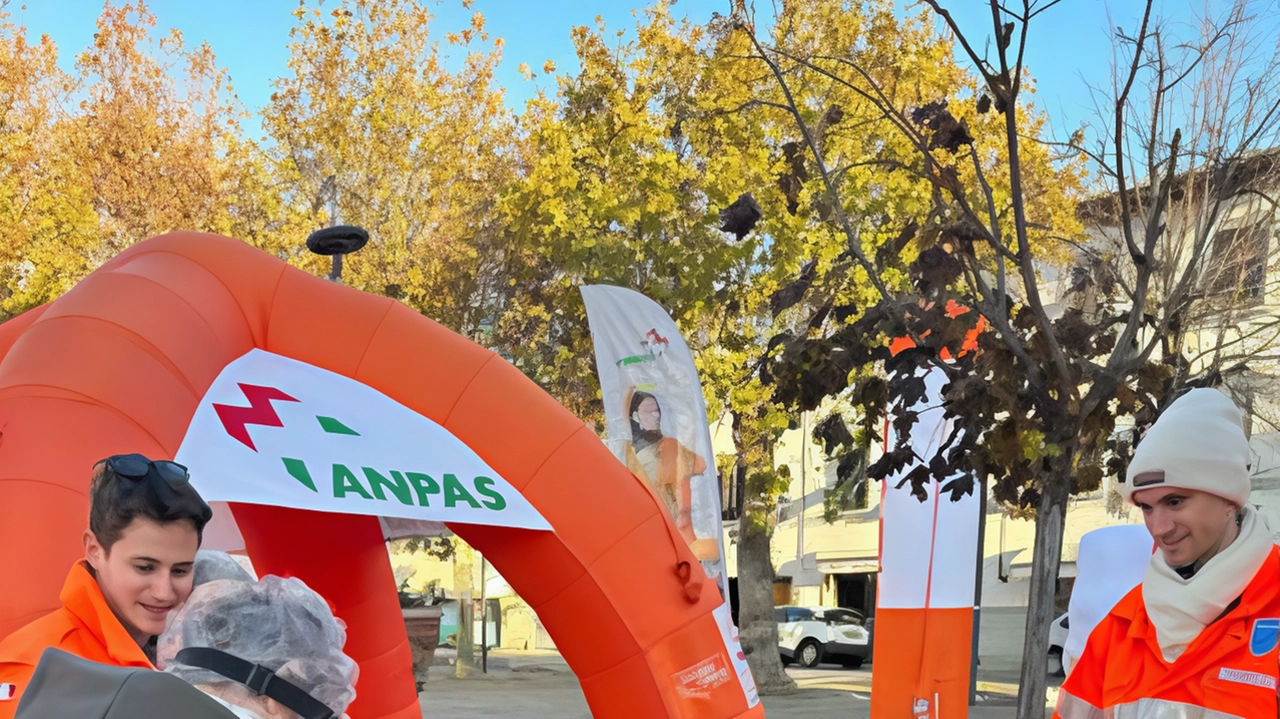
[420,664,1048,718]
[421,608,1060,717]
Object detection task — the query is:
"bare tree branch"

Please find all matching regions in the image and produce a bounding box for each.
[1237,96,1280,153]
[969,143,1013,303]
[915,0,1075,390]
[1020,134,1116,176]
[1189,317,1280,365]
[1012,1,1031,95]
[722,99,802,115]
[995,3,1023,22]
[960,242,1048,385]
[1028,0,1067,20]
[1113,0,1156,264]
[755,44,1033,275]
[997,95,1075,390]
[1158,19,1239,94]
[922,1,1000,87]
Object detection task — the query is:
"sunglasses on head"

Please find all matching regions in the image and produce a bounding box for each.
[95,453,211,522]
[99,453,191,486]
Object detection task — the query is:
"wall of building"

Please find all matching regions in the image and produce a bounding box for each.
[715,408,1148,614]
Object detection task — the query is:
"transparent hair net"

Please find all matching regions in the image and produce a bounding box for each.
[193,550,255,589]
[157,576,358,716]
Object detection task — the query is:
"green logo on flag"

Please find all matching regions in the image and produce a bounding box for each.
[278,457,508,511]
[212,383,512,513]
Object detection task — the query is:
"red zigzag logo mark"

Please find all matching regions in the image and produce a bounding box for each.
[214,383,300,452]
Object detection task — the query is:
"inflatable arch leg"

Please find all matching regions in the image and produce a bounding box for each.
[0,232,764,719]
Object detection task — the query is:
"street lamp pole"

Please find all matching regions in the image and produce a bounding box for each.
[304,181,369,284]
[481,556,488,674]
[306,224,369,284]
[969,475,988,705]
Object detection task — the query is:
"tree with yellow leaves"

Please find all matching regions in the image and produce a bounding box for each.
[0,7,93,316]
[493,8,807,690]
[263,0,517,337]
[497,6,771,422]
[0,1,249,317]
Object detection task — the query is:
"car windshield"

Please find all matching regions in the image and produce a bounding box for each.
[823,609,863,626]
[787,608,816,622]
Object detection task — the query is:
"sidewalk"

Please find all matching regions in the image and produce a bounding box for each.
[420,649,1051,718]
[419,606,1057,717]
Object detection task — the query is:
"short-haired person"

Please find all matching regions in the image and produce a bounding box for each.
[1055,389,1280,718]
[158,576,358,719]
[0,454,211,717]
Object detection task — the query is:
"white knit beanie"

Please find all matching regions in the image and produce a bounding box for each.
[1122,388,1252,507]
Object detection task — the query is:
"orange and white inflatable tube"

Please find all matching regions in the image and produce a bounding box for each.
[0,232,764,719]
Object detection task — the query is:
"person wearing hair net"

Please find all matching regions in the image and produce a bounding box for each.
[1054,389,1280,719]
[192,550,255,589]
[157,576,357,719]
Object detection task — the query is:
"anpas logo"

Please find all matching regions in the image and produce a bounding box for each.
[280,458,508,512]
[212,382,508,511]
[175,350,552,531]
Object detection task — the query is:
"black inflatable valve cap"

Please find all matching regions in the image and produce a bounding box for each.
[306,225,369,256]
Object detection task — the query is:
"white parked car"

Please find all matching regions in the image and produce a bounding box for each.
[1047,613,1069,676]
[775,605,873,668]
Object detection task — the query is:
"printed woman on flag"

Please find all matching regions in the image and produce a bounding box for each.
[622,387,720,562]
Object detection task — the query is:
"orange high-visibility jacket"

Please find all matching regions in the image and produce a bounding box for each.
[0,561,152,718]
[1055,545,1280,719]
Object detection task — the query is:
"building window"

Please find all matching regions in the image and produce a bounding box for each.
[1208,222,1271,304]
[823,461,869,512]
[852,477,869,510]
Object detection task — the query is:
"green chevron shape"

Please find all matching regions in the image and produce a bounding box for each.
[282,457,318,492]
[317,416,360,436]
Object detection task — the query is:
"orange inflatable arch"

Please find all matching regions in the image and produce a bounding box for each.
[0,232,762,719]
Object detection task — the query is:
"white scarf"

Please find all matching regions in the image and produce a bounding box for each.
[1142,504,1275,662]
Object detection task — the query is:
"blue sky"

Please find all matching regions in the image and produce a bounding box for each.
[13,0,1190,140]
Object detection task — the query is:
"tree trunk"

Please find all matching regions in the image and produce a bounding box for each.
[737,507,796,695]
[454,543,476,678]
[1015,468,1070,719]
[732,411,796,695]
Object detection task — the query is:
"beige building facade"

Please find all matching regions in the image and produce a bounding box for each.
[714,411,1146,618]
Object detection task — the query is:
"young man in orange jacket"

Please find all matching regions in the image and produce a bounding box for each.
[0,454,212,718]
[1055,389,1280,719]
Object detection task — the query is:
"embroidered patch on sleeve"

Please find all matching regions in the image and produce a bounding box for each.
[1219,667,1277,690]
[0,683,17,701]
[1250,618,1280,655]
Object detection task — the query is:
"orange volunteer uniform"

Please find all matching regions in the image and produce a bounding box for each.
[0,561,152,717]
[1056,546,1280,718]
[1056,389,1280,719]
